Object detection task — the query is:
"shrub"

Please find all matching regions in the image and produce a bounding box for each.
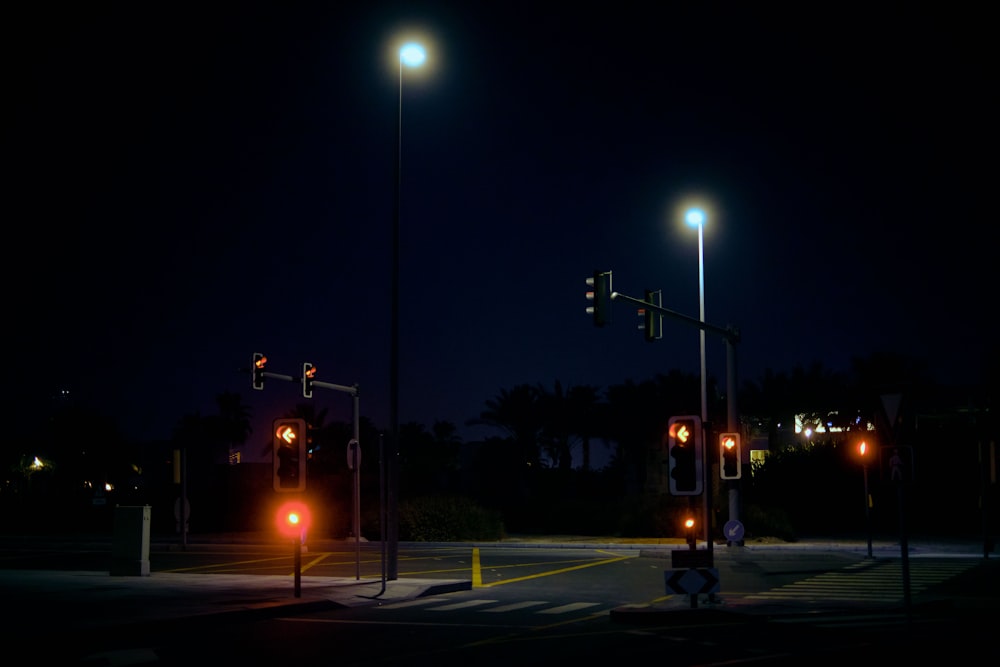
[742,503,796,541]
[399,496,505,542]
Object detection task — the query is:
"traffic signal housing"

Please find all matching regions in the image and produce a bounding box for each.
[252,352,266,390]
[273,418,307,492]
[720,432,742,480]
[302,362,316,399]
[585,270,613,327]
[666,415,703,495]
[642,289,662,341]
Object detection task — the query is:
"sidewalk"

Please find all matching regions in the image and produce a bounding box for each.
[1,568,469,633]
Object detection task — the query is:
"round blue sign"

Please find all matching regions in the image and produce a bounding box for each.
[723,519,745,542]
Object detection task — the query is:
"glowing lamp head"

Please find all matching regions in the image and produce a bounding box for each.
[399,42,426,68]
[685,208,705,228]
[684,518,695,530]
[858,440,868,457]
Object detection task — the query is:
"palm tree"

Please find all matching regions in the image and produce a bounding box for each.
[213,392,253,463]
[537,381,574,470]
[468,384,545,469]
[566,384,603,471]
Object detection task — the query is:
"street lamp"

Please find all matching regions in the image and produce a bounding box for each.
[685,206,709,551]
[685,208,707,420]
[389,39,427,581]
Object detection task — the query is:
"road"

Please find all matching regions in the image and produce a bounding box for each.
[2,537,994,664]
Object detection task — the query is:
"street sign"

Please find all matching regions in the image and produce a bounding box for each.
[347,439,361,471]
[723,519,745,542]
[881,445,914,482]
[665,568,720,595]
[671,548,714,569]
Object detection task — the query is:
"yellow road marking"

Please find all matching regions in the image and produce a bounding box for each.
[477,553,633,588]
[472,547,483,587]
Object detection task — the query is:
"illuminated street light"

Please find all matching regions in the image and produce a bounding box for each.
[389,36,429,581]
[685,207,707,429]
[685,206,710,552]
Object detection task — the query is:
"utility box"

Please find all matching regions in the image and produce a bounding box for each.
[111,505,151,576]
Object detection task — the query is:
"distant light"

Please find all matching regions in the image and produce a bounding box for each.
[685,208,705,228]
[400,43,426,67]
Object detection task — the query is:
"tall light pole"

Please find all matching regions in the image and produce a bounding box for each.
[389,41,426,581]
[685,207,710,553]
[686,208,707,425]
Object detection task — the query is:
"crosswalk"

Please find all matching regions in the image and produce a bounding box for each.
[376,596,608,616]
[744,558,977,603]
[373,558,977,617]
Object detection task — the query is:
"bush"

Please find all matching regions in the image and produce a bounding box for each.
[399,496,505,542]
[742,503,796,541]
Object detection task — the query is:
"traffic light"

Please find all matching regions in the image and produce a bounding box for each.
[302,362,316,399]
[666,415,703,495]
[585,270,613,327]
[639,289,662,341]
[273,418,307,492]
[275,500,312,539]
[720,432,742,480]
[683,516,697,548]
[857,438,872,466]
[252,352,266,390]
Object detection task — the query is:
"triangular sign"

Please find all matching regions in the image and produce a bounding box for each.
[881,393,902,427]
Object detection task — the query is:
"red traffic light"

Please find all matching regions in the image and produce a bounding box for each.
[273,418,307,492]
[670,420,692,444]
[666,415,702,496]
[720,432,742,480]
[275,501,312,539]
[302,362,316,399]
[252,352,267,390]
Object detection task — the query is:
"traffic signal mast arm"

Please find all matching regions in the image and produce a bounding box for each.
[252,367,359,397]
[311,379,359,397]
[611,291,740,345]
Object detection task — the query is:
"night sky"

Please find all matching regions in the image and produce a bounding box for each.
[7,2,992,455]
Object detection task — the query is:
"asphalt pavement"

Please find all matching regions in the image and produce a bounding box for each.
[1,533,995,650]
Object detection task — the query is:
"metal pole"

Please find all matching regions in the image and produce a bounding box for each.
[180,446,187,550]
[726,333,742,545]
[387,57,402,581]
[353,392,361,580]
[294,533,302,598]
[864,463,873,559]
[697,222,712,557]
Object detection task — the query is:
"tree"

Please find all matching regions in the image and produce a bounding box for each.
[468,384,545,469]
[213,392,253,463]
[566,384,604,471]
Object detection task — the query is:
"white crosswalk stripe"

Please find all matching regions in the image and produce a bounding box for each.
[535,602,603,614]
[376,596,603,616]
[427,599,499,611]
[745,558,976,603]
[478,601,549,612]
